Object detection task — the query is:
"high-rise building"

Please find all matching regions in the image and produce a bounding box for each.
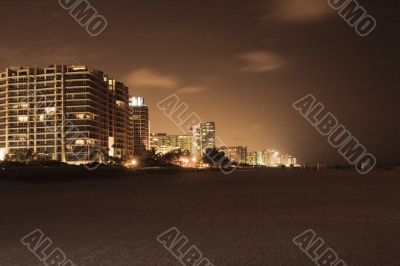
[0,65,132,162]
[280,154,297,166]
[220,146,248,164]
[150,133,192,155]
[108,79,132,159]
[201,122,216,152]
[191,124,202,158]
[129,97,150,155]
[263,149,280,166]
[247,151,258,165]
[247,151,266,166]
[191,122,216,158]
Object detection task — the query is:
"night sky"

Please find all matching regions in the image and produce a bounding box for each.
[1,0,399,164]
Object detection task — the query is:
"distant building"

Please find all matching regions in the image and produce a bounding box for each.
[263,149,280,166]
[150,133,168,150]
[247,152,257,165]
[221,146,248,164]
[247,151,264,166]
[281,154,297,166]
[0,65,132,162]
[248,149,298,167]
[237,146,248,164]
[257,151,264,165]
[191,122,216,158]
[129,97,150,155]
[150,133,192,155]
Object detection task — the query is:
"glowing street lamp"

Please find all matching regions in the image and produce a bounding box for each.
[130,158,138,178]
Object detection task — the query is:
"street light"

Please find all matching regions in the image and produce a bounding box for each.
[130,159,138,179]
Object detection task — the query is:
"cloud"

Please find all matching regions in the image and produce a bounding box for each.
[177,85,208,94]
[237,51,285,73]
[123,68,179,89]
[265,0,332,23]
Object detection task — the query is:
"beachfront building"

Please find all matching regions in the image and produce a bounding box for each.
[150,133,192,155]
[247,151,265,166]
[280,154,297,166]
[191,122,216,159]
[0,65,132,162]
[129,97,150,155]
[263,149,280,166]
[220,146,248,164]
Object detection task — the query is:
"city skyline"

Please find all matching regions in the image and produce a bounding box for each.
[0,64,299,166]
[0,1,398,165]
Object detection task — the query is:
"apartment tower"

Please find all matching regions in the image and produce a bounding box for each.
[0,65,132,163]
[191,122,216,159]
[129,97,150,155]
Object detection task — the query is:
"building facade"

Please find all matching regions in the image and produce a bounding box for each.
[191,122,216,159]
[280,154,297,166]
[150,133,192,155]
[263,149,280,166]
[247,151,258,166]
[0,65,132,162]
[220,146,248,164]
[129,97,150,155]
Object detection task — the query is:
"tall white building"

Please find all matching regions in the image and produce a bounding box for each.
[190,122,216,159]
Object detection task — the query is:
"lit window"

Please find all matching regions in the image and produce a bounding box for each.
[116,100,124,107]
[75,140,85,145]
[18,116,28,122]
[72,67,86,71]
[45,107,56,114]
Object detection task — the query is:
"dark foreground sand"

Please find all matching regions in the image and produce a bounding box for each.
[0,169,399,265]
